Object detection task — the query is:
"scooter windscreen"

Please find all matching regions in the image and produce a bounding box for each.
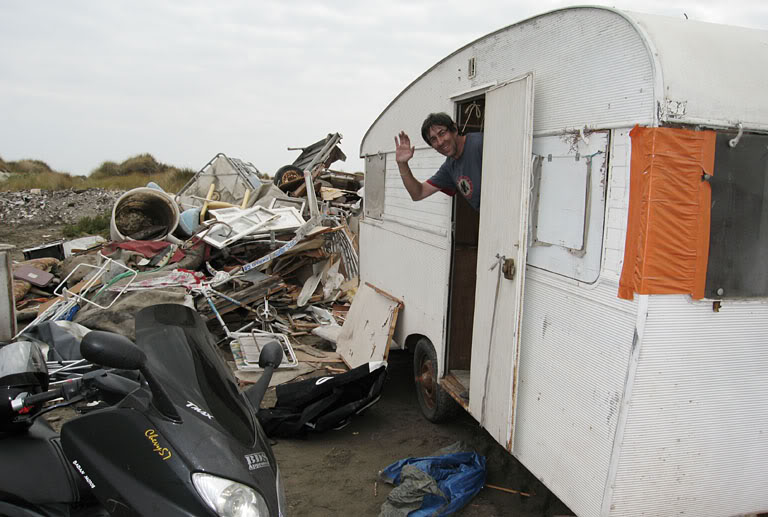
[134,303,256,445]
[0,340,48,391]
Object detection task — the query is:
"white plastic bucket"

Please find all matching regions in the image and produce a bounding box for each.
[110,187,180,242]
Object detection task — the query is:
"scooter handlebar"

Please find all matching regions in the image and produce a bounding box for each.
[12,386,65,412]
[10,376,88,413]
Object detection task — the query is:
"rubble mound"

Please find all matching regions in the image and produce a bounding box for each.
[0,188,124,226]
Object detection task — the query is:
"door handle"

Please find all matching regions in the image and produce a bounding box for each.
[502,258,516,280]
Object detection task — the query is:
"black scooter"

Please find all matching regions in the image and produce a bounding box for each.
[0,303,286,517]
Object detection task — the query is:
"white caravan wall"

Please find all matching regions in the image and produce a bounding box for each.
[361,8,655,157]
[630,12,768,130]
[358,214,451,358]
[608,295,768,517]
[601,129,632,281]
[359,148,453,359]
[381,149,452,230]
[514,272,636,517]
[511,129,637,517]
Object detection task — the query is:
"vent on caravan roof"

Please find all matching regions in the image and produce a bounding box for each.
[467,57,476,79]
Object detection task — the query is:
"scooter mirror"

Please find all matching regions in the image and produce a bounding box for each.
[81,331,147,370]
[258,341,283,369]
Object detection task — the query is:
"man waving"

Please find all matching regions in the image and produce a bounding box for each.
[395,112,484,211]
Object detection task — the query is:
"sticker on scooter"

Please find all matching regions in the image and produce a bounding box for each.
[186,401,214,420]
[244,452,270,471]
[145,429,173,461]
[72,459,96,488]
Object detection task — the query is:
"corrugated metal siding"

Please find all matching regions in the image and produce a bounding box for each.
[361,7,655,157]
[602,129,632,281]
[358,218,450,367]
[609,296,768,517]
[382,148,452,232]
[514,270,637,517]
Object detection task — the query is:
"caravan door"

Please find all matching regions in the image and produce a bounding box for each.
[468,74,534,451]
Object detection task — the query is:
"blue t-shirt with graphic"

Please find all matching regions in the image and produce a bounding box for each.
[426,132,483,211]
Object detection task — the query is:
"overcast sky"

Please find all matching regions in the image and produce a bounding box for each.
[1,1,766,177]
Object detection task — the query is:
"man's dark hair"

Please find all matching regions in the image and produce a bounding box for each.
[421,113,458,145]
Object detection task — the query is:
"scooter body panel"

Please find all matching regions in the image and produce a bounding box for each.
[2,303,282,516]
[0,418,82,505]
[61,304,281,515]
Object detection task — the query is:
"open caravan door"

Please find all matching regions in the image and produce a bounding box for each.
[468,74,534,451]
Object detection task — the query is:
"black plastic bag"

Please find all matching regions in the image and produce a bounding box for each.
[257,361,387,437]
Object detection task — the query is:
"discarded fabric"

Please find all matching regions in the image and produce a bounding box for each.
[379,448,486,517]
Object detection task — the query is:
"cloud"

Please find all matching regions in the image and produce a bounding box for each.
[0,0,766,176]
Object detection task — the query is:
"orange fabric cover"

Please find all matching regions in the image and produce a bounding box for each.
[618,126,716,300]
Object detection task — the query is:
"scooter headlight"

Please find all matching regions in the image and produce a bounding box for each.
[192,473,270,517]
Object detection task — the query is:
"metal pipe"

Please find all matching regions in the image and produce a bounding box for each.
[0,244,16,343]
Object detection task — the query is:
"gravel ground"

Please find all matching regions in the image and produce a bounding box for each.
[0,188,122,226]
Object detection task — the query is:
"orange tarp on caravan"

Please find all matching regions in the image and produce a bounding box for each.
[618,126,716,300]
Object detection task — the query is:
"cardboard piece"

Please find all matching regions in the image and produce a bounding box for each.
[335,282,403,369]
[13,266,54,287]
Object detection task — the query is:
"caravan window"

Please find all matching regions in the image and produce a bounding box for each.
[528,132,609,282]
[456,97,485,135]
[705,131,768,298]
[364,154,386,220]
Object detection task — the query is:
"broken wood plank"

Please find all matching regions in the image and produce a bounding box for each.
[364,282,403,306]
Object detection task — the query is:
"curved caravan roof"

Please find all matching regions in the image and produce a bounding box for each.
[360,6,768,157]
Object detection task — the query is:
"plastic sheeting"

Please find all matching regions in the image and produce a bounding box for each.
[378,445,486,517]
[257,361,387,437]
[619,126,716,300]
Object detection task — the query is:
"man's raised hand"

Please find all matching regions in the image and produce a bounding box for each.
[395,131,415,164]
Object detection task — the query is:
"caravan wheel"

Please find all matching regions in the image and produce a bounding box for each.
[413,338,458,423]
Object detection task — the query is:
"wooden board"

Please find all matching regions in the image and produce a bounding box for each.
[335,282,403,369]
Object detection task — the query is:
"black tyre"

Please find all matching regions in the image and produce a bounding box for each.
[413,337,459,423]
[273,165,303,186]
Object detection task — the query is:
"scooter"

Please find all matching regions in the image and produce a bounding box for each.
[0,303,286,517]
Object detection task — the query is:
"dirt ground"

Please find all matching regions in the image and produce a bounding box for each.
[0,222,68,262]
[274,349,574,517]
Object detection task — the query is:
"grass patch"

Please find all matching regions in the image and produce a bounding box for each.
[4,171,85,191]
[62,212,112,238]
[86,168,195,191]
[0,153,196,192]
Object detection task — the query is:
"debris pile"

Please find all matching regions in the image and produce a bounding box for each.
[3,134,389,394]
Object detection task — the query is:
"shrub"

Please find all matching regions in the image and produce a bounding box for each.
[165,167,196,192]
[62,212,112,238]
[6,159,53,175]
[118,154,161,176]
[90,161,121,179]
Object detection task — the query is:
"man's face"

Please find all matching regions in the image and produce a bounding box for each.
[427,125,459,158]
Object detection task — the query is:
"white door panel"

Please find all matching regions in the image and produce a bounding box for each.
[468,74,534,451]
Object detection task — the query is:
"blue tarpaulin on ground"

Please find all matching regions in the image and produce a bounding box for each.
[379,450,486,516]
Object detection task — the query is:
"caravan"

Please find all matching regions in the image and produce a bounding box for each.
[359,7,768,517]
